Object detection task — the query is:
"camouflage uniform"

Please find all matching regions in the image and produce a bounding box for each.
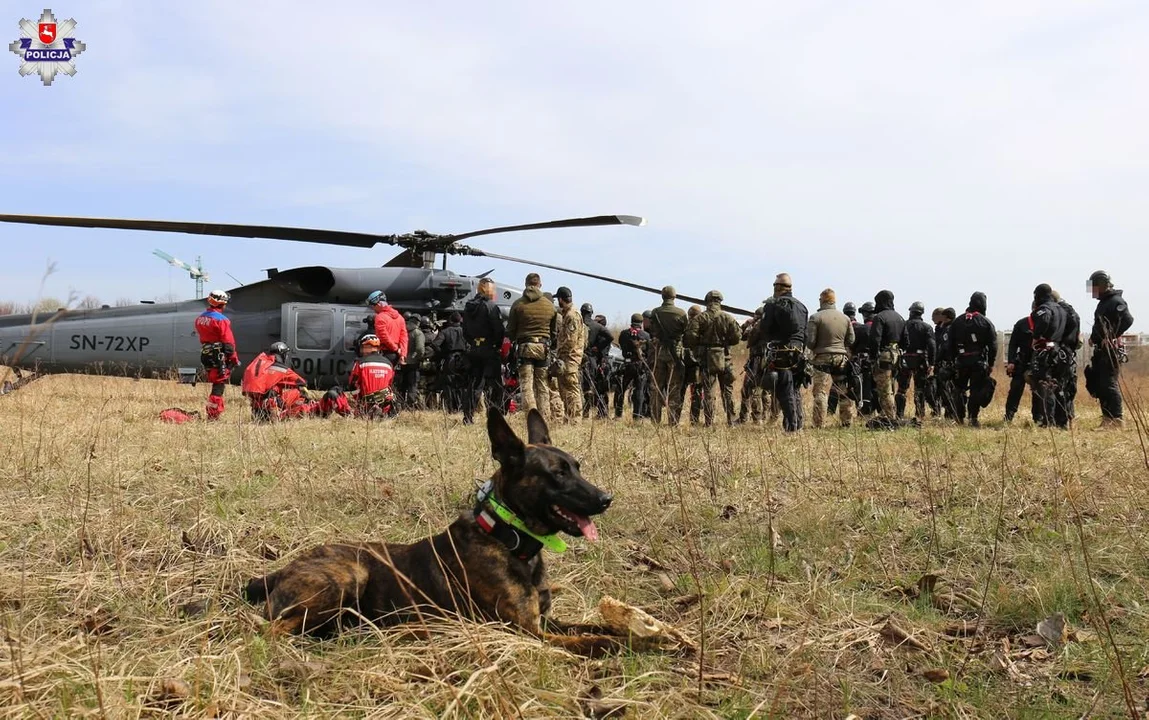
[507,279,557,418]
[649,287,688,425]
[554,300,587,423]
[806,292,856,428]
[737,307,767,424]
[684,291,743,426]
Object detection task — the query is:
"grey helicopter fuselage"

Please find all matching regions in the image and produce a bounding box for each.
[0,265,523,390]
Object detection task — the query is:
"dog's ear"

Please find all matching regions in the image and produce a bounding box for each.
[487,408,524,467]
[525,409,551,446]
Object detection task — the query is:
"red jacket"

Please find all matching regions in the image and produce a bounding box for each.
[373,305,409,360]
[195,310,239,365]
[242,352,306,396]
[348,354,395,396]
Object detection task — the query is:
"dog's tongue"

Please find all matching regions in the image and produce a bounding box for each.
[575,514,599,542]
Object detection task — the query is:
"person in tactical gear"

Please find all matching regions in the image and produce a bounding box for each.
[461,277,506,425]
[347,334,398,419]
[432,311,468,413]
[581,302,613,419]
[367,291,409,367]
[507,273,557,418]
[761,273,809,432]
[946,292,997,427]
[933,307,960,418]
[397,312,425,410]
[806,288,855,428]
[615,313,651,420]
[684,290,743,426]
[868,290,906,424]
[850,302,877,415]
[827,301,856,416]
[552,286,587,424]
[896,301,936,421]
[683,304,708,424]
[737,305,769,424]
[648,286,688,425]
[1054,290,1082,423]
[1086,270,1134,426]
[1004,312,1039,425]
[195,289,240,420]
[1028,283,1069,428]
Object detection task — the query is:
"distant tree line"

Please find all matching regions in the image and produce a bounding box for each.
[0,294,184,316]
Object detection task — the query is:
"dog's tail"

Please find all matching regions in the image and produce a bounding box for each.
[243,573,277,605]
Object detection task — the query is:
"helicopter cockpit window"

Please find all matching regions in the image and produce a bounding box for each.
[295,309,333,351]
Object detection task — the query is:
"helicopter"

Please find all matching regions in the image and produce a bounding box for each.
[0,212,755,391]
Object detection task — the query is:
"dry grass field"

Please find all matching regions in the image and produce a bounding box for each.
[2,370,1149,718]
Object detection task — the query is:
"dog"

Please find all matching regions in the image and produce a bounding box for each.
[244,408,619,652]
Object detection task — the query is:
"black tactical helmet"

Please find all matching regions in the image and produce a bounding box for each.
[555,286,573,301]
[580,302,594,315]
[1088,270,1112,287]
[909,301,925,315]
[859,301,875,317]
[268,341,290,362]
[642,310,652,319]
[843,302,856,317]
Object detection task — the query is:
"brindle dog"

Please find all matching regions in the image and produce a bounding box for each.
[244,408,620,652]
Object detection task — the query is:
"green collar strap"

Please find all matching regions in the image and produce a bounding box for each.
[476,480,567,554]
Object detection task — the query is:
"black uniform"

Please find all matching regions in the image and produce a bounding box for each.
[946,293,997,426]
[1029,292,1070,427]
[581,315,614,419]
[761,292,808,431]
[431,321,467,413]
[896,312,936,419]
[1089,289,1134,419]
[934,320,956,418]
[1004,316,1038,424]
[1059,299,1082,420]
[461,293,506,425]
[848,318,874,414]
[614,323,651,419]
[868,296,906,359]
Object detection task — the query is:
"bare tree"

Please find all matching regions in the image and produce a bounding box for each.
[33,297,66,314]
[0,301,23,316]
[114,297,134,307]
[155,292,182,304]
[77,295,103,309]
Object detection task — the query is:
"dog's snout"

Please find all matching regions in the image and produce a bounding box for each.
[598,492,613,510]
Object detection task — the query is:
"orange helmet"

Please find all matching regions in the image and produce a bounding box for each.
[207,289,230,308]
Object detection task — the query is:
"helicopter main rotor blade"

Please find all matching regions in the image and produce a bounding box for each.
[0,212,645,251]
[470,249,756,317]
[446,215,645,243]
[0,213,389,248]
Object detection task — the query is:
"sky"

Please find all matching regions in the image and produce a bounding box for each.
[1,1,1146,329]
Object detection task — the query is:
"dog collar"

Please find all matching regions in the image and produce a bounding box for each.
[475,480,567,557]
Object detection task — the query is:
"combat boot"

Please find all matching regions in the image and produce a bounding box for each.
[1099,417,1124,429]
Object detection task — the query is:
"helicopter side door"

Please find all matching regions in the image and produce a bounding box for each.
[281,303,363,389]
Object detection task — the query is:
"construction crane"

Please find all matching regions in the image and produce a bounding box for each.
[152,249,209,298]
